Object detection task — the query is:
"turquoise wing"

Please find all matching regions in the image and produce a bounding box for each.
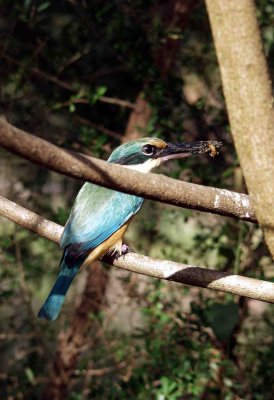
[60,182,144,251]
[38,183,143,321]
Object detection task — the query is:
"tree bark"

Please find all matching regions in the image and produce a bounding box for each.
[123,93,152,141]
[205,0,274,258]
[1,194,274,304]
[0,118,257,223]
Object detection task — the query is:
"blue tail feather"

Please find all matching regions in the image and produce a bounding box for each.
[38,265,77,321]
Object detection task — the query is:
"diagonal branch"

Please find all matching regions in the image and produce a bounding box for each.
[0,118,257,223]
[2,54,136,109]
[1,194,273,303]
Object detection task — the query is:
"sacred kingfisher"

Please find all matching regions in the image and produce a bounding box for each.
[38,137,220,320]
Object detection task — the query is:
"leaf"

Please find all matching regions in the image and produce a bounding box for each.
[69,103,76,113]
[25,367,35,384]
[205,302,239,342]
[37,2,50,13]
[89,86,108,104]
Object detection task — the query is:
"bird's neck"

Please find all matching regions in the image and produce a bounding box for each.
[121,158,161,173]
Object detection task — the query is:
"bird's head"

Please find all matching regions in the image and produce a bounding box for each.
[108,137,222,173]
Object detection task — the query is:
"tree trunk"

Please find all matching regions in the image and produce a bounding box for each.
[42,262,109,400]
[205,0,274,258]
[123,93,152,141]
[123,0,196,142]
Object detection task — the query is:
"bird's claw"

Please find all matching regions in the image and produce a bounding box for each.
[121,243,130,254]
[114,244,130,259]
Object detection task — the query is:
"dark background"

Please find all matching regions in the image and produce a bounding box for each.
[0,1,273,399]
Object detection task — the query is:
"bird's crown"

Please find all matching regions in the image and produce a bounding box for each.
[107,137,167,166]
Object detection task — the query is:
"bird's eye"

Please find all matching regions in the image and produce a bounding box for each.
[142,144,157,156]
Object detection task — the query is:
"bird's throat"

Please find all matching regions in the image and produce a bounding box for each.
[122,158,161,173]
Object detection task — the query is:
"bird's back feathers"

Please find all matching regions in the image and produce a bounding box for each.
[60,182,143,249]
[38,182,143,320]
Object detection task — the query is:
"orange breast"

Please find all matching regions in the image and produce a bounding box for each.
[81,218,133,269]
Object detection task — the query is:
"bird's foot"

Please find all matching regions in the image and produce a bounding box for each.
[114,243,130,259]
[121,243,130,255]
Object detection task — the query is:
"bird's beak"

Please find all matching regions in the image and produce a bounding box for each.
[158,140,222,163]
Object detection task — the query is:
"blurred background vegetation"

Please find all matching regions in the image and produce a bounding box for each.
[0,1,274,399]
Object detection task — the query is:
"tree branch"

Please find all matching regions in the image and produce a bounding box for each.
[1,194,273,303]
[73,115,122,141]
[205,0,274,257]
[3,54,135,109]
[0,118,257,223]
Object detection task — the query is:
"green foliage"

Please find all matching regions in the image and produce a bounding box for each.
[204,302,239,342]
[257,0,274,59]
[89,86,108,104]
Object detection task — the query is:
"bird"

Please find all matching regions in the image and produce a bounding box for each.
[38,137,221,320]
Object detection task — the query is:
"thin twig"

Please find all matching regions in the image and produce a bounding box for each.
[3,54,135,108]
[99,96,136,109]
[73,115,123,140]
